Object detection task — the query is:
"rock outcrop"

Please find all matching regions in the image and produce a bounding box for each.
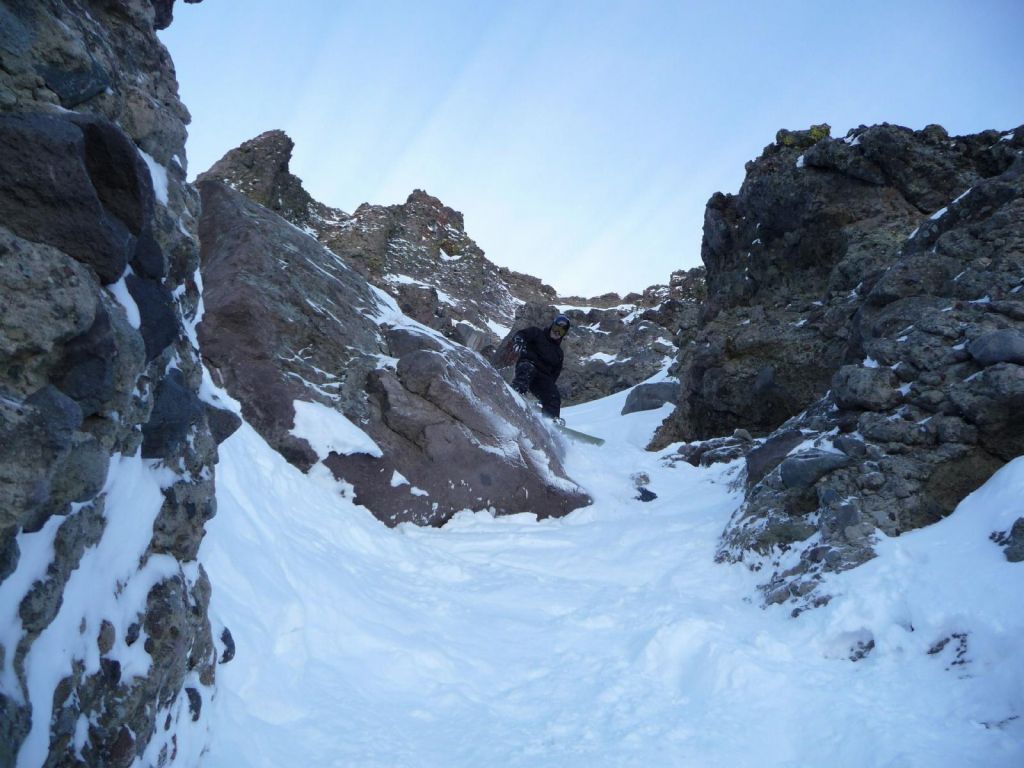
[197,180,590,526]
[654,123,1022,447]
[197,129,324,230]
[199,131,557,354]
[0,1,229,764]
[698,124,1024,611]
[201,131,702,405]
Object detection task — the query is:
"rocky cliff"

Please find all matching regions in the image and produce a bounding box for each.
[654,123,1022,446]
[200,131,700,406]
[0,1,233,765]
[196,179,590,526]
[656,122,1024,612]
[199,130,555,349]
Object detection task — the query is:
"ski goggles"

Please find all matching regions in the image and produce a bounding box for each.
[550,324,568,338]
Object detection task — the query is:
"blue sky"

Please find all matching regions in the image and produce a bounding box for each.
[161,1,1023,297]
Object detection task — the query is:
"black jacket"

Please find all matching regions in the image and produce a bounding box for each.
[514,325,565,379]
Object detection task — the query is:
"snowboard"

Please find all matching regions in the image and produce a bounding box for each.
[552,422,605,446]
[523,400,605,445]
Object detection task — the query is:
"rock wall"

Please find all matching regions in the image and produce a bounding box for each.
[654,123,1021,446]
[0,1,232,764]
[197,180,590,527]
[686,123,1024,611]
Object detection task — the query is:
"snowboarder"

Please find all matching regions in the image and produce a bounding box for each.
[509,314,571,421]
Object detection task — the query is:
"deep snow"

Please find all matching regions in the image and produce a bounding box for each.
[197,384,1024,768]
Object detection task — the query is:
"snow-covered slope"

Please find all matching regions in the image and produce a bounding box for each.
[198,377,1024,767]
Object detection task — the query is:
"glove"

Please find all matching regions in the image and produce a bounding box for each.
[512,336,525,353]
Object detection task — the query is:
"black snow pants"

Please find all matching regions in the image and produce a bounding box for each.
[512,360,561,418]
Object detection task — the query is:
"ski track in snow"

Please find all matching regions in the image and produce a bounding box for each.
[199,383,1024,768]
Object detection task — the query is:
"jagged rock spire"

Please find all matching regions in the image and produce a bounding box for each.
[198,129,323,226]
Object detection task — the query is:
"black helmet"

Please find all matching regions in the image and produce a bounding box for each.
[550,314,571,339]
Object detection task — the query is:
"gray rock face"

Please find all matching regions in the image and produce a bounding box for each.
[779,450,852,489]
[141,368,205,460]
[967,329,1024,366]
[655,122,1023,447]
[198,129,322,228]
[713,130,1024,612]
[0,112,142,284]
[125,272,179,361]
[0,229,99,363]
[831,365,900,411]
[151,0,205,30]
[622,381,680,415]
[744,429,806,487]
[1,385,89,532]
[0,0,220,763]
[948,364,1024,460]
[197,180,590,526]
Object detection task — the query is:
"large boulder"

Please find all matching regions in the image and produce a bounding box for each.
[967,329,1024,366]
[622,381,680,415]
[831,365,901,411]
[0,112,155,284]
[197,180,590,525]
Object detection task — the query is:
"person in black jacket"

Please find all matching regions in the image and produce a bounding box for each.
[511,314,571,419]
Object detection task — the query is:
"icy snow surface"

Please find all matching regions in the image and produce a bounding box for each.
[138,149,169,206]
[485,317,512,338]
[105,270,141,329]
[290,399,383,459]
[555,303,635,315]
[7,454,202,767]
[200,382,1024,767]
